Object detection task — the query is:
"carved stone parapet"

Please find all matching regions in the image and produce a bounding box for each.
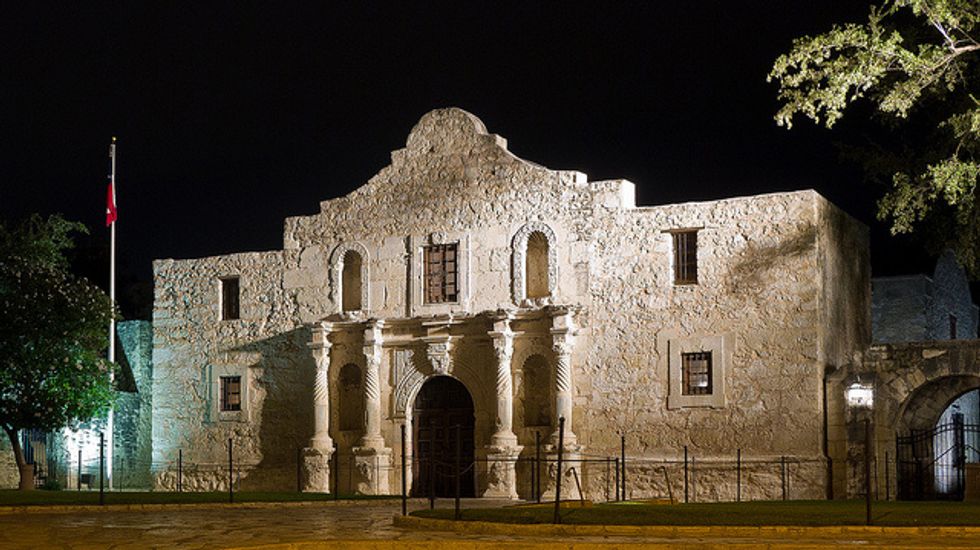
[301,446,333,493]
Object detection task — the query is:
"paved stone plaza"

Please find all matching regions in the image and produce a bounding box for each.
[0,502,977,549]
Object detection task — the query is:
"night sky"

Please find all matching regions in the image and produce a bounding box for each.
[1,2,939,319]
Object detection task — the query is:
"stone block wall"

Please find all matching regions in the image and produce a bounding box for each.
[150,108,869,498]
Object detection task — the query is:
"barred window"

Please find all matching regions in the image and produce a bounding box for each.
[672,230,698,285]
[681,352,712,396]
[424,244,458,303]
[221,277,240,320]
[220,376,242,411]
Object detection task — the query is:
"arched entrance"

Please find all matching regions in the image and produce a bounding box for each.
[896,378,980,500]
[411,376,475,497]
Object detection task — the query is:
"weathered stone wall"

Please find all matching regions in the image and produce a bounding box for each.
[114,320,154,488]
[871,251,979,344]
[152,250,315,490]
[151,108,867,498]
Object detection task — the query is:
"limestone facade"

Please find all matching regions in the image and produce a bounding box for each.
[148,108,871,499]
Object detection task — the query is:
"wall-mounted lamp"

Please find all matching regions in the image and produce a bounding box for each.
[845,383,874,409]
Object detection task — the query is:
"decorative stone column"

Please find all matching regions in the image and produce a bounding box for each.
[353,321,391,494]
[550,311,577,446]
[483,315,523,498]
[302,322,334,492]
[542,309,583,501]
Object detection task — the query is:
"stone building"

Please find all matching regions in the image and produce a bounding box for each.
[148,108,870,500]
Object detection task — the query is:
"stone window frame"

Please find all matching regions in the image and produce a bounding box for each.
[219,375,242,411]
[218,275,241,321]
[423,243,459,304]
[330,242,371,314]
[210,365,250,422]
[511,221,559,305]
[411,232,471,314]
[665,228,701,286]
[665,332,731,409]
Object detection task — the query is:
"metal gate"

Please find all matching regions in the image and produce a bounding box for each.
[896,414,980,500]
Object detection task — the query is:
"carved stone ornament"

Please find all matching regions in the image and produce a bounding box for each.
[426,341,451,375]
[511,221,558,304]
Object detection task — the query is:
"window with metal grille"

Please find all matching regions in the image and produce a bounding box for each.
[220,376,242,411]
[681,352,712,395]
[221,277,240,320]
[672,230,698,285]
[424,243,458,303]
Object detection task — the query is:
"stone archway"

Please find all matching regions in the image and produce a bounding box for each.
[411,376,475,497]
[896,375,980,434]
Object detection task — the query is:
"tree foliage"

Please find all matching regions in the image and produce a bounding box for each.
[0,214,116,485]
[769,0,980,273]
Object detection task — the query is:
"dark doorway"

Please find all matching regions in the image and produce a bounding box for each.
[412,376,475,497]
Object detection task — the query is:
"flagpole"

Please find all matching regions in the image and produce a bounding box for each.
[107,137,117,491]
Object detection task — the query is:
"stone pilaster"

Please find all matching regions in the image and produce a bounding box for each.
[303,322,334,492]
[550,311,577,446]
[483,315,523,498]
[353,320,391,494]
[358,321,385,450]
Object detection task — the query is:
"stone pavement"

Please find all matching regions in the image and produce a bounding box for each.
[0,500,977,549]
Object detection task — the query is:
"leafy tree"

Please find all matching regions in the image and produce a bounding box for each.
[769,1,980,273]
[0,215,116,490]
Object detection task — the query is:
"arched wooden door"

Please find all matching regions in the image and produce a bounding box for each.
[412,376,475,497]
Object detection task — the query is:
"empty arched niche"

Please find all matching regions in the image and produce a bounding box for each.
[342,250,362,312]
[522,354,551,428]
[512,222,558,304]
[330,242,370,313]
[338,363,363,432]
[526,231,550,299]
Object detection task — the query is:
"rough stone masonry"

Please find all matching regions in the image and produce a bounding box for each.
[147,108,870,500]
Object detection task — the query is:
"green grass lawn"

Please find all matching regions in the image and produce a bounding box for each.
[0,490,398,507]
[413,500,980,527]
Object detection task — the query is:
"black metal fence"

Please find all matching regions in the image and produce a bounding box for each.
[896,416,980,500]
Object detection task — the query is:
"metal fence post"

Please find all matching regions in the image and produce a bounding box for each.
[178,449,183,493]
[691,456,695,503]
[332,450,339,499]
[77,449,82,491]
[736,448,741,503]
[228,438,234,503]
[296,447,302,493]
[683,446,688,504]
[454,424,461,521]
[781,455,787,501]
[884,451,890,501]
[99,432,105,506]
[614,457,620,501]
[554,416,565,524]
[401,424,407,516]
[428,455,435,510]
[621,434,626,502]
[535,431,541,504]
[865,418,873,525]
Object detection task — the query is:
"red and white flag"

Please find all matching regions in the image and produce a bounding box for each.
[105,180,117,226]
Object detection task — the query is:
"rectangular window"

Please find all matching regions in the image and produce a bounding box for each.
[221,277,240,320]
[424,244,458,303]
[672,230,698,285]
[220,376,242,411]
[681,351,712,396]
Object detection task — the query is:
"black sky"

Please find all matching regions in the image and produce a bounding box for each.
[0,2,939,318]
